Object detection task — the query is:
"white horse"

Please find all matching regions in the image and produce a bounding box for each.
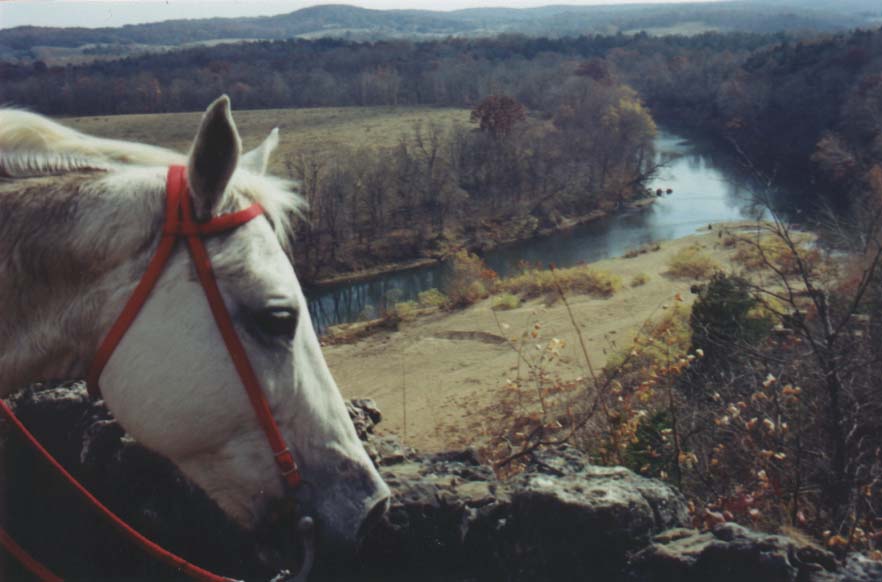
[0,96,389,562]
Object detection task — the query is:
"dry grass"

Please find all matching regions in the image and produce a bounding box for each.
[417,288,449,308]
[666,245,720,279]
[624,21,720,36]
[491,293,521,311]
[62,106,471,175]
[624,244,662,259]
[498,264,622,300]
[600,302,693,391]
[731,235,820,276]
[391,300,420,321]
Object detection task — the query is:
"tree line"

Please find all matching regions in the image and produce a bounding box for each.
[611,26,882,214]
[289,85,656,280]
[0,33,781,117]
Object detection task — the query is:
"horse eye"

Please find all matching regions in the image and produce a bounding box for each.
[255,307,299,337]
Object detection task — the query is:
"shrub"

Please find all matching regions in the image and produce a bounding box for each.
[466,280,489,303]
[623,411,675,477]
[689,273,773,374]
[566,268,621,297]
[445,250,497,307]
[491,293,521,311]
[418,288,448,308]
[631,273,650,287]
[666,246,719,279]
[603,302,692,375]
[391,300,419,321]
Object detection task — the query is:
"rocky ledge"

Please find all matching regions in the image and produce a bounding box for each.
[2,384,879,581]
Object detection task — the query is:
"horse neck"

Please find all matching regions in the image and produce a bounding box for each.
[0,170,164,395]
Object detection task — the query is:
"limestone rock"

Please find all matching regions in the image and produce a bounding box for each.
[346,397,382,440]
[626,522,868,582]
[4,385,878,582]
[358,444,688,581]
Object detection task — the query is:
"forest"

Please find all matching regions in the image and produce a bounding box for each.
[0,33,790,116]
[4,27,881,223]
[286,88,656,279]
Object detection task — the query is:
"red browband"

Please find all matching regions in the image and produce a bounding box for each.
[1,165,303,581]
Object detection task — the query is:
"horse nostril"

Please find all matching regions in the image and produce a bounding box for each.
[357,495,390,544]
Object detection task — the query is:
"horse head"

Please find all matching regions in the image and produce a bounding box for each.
[0,97,390,567]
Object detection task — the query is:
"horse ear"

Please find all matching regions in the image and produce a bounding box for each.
[188,95,241,221]
[241,127,279,176]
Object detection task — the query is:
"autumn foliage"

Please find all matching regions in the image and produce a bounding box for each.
[480,239,882,560]
[469,95,527,137]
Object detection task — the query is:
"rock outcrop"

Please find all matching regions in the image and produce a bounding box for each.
[627,522,882,582]
[360,441,688,581]
[2,384,879,581]
[628,523,835,582]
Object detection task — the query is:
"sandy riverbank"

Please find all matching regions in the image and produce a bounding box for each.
[326,223,750,452]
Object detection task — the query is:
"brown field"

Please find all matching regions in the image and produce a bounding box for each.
[623,21,721,36]
[63,106,471,176]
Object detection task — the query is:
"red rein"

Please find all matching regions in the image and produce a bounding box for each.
[1,165,302,581]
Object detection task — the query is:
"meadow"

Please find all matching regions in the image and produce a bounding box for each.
[63,106,472,175]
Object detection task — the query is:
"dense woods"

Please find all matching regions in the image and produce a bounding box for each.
[0,33,783,117]
[613,27,882,213]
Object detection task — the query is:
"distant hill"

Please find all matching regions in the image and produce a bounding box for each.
[1,2,879,63]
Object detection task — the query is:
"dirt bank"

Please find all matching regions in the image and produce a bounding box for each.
[326,224,745,452]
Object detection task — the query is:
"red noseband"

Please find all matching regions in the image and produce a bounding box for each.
[86,165,302,490]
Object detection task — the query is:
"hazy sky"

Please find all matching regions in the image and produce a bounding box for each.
[0,1,716,29]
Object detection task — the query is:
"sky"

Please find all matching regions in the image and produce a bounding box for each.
[0,0,715,30]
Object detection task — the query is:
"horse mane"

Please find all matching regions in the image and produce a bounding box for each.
[0,108,302,248]
[0,151,111,178]
[0,109,185,169]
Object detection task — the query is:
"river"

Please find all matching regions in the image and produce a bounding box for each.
[306,128,781,332]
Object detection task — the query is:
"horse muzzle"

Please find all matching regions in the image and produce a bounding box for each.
[302,468,390,566]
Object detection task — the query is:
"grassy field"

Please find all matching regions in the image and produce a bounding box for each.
[624,21,721,36]
[63,106,471,175]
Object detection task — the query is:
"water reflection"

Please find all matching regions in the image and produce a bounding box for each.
[307,128,783,332]
[307,264,446,333]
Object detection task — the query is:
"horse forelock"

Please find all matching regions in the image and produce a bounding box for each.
[229,172,304,253]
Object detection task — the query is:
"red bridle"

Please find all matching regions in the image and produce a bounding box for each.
[87,164,302,490]
[1,165,304,581]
